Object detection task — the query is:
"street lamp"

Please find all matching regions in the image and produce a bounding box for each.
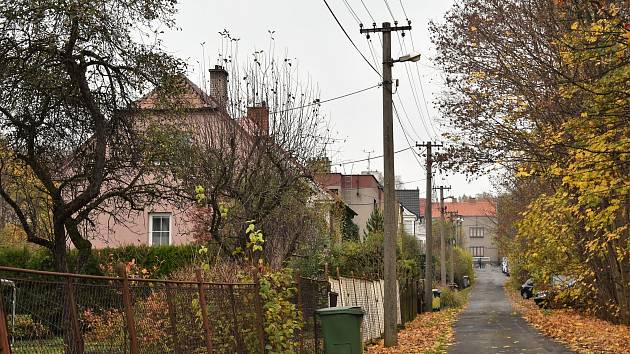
[393,52,421,63]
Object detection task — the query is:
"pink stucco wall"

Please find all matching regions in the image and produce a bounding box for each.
[88,201,198,248]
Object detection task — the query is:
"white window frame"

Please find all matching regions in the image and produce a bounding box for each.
[469,226,485,238]
[148,213,172,246]
[470,246,485,257]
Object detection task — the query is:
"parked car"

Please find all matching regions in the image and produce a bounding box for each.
[501,257,509,276]
[521,278,534,299]
[533,275,576,308]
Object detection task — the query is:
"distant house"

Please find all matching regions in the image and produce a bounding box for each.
[316,172,384,239]
[316,172,424,244]
[395,189,425,249]
[88,66,346,248]
[419,197,498,263]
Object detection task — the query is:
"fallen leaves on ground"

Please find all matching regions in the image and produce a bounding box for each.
[506,286,630,354]
[365,308,461,354]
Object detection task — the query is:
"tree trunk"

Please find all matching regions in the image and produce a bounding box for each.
[53,222,85,354]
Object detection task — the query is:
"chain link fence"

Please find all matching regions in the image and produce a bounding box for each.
[0,265,420,353]
[0,266,268,354]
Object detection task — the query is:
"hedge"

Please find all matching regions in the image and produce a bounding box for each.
[0,244,202,277]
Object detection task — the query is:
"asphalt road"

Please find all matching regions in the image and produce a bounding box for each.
[448,266,575,354]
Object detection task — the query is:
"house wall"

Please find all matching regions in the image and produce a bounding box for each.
[316,174,384,239]
[89,202,197,248]
[343,187,382,238]
[460,215,498,263]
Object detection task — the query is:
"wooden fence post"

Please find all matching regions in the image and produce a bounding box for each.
[165,283,182,354]
[118,266,138,354]
[362,278,375,342]
[336,268,343,306]
[252,270,266,354]
[0,287,11,354]
[350,272,358,306]
[65,276,84,354]
[194,269,214,354]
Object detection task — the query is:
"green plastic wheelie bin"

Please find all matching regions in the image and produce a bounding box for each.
[316,306,364,353]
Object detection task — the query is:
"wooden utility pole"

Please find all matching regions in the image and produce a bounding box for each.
[360,21,411,347]
[417,142,442,311]
[447,210,459,285]
[434,186,451,286]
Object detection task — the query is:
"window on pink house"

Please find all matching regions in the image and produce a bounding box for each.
[149,213,171,246]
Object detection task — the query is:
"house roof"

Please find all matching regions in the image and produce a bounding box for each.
[137,74,221,110]
[419,198,496,218]
[137,75,357,214]
[315,173,383,190]
[395,189,420,218]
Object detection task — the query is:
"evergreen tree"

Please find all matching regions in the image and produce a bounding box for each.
[364,207,384,237]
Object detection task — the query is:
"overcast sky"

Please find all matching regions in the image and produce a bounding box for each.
[161,0,494,198]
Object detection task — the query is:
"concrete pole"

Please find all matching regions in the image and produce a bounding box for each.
[381,21,398,347]
[449,217,455,285]
[423,144,433,312]
[439,187,446,286]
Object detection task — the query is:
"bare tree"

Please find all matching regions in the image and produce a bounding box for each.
[187,34,333,265]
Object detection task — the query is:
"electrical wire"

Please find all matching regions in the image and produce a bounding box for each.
[393,102,423,168]
[395,0,440,138]
[271,82,382,113]
[341,0,363,25]
[381,1,436,140]
[332,146,414,166]
[322,0,382,78]
[359,0,382,45]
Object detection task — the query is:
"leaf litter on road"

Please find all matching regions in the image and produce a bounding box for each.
[506,286,630,354]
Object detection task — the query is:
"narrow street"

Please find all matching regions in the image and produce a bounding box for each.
[449,266,574,354]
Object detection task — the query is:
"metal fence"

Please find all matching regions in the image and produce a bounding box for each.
[293,276,330,354]
[0,266,331,354]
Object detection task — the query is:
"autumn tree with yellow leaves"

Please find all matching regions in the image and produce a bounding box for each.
[431,0,629,323]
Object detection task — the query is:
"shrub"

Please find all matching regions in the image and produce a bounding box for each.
[452,246,474,288]
[439,287,470,309]
[258,268,301,354]
[83,309,125,343]
[9,314,51,339]
[0,246,54,270]
[0,244,201,277]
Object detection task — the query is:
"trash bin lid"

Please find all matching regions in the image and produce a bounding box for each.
[316,306,364,316]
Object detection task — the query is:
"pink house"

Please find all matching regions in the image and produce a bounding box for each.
[89,66,249,247]
[88,66,338,248]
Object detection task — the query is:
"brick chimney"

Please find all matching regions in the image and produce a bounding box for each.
[247,103,269,135]
[209,65,228,108]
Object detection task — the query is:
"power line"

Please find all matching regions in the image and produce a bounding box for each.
[383,0,396,20]
[398,0,409,20]
[359,0,382,45]
[332,146,414,166]
[360,0,377,25]
[341,0,362,25]
[382,1,437,140]
[393,102,423,168]
[322,0,382,78]
[272,82,382,113]
[407,32,440,137]
[390,0,439,138]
